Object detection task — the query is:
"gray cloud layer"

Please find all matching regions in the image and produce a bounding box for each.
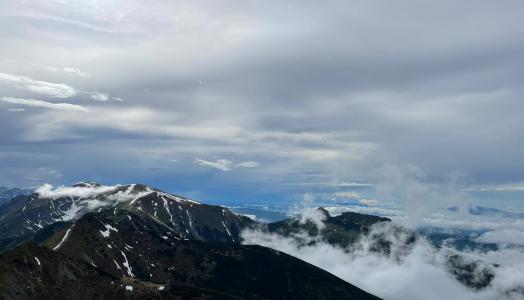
[0,1,523,206]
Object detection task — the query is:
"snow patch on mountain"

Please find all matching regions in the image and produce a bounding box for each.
[61,201,82,221]
[53,226,74,251]
[99,222,118,238]
[120,250,135,277]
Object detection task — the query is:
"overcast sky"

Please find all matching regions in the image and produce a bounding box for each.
[1,0,523,207]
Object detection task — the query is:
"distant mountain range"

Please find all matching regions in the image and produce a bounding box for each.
[448,205,524,219]
[0,186,32,206]
[0,183,380,300]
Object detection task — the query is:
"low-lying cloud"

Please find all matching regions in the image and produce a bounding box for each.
[476,229,524,246]
[242,221,524,300]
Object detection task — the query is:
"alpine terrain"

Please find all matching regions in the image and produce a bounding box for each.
[0,182,381,300]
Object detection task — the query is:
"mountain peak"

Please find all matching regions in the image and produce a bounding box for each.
[316,207,331,218]
[0,183,208,248]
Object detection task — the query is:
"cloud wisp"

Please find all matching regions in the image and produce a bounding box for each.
[194,159,234,171]
[7,108,25,112]
[0,72,76,98]
[235,161,260,168]
[0,72,123,103]
[88,92,123,102]
[47,66,92,78]
[194,158,260,171]
[0,97,88,112]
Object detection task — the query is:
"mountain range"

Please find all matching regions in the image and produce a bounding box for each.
[448,205,524,219]
[0,183,381,300]
[0,186,32,207]
[0,182,506,299]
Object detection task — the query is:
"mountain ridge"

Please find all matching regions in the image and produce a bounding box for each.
[0,183,254,253]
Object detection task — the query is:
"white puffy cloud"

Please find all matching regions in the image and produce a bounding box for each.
[0,97,88,112]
